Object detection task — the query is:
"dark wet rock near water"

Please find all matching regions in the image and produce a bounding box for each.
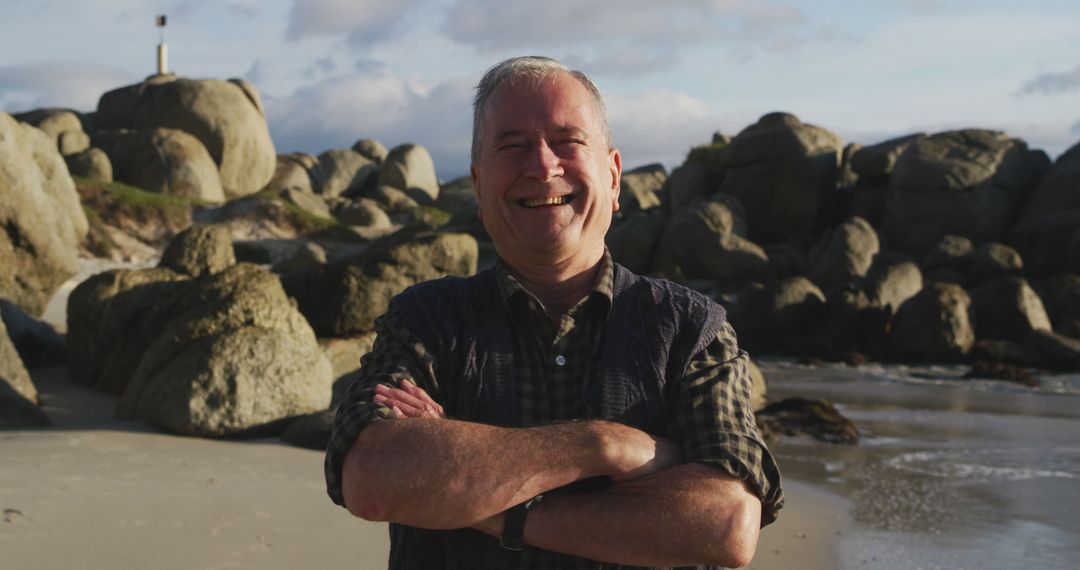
[963,361,1038,387]
[756,396,859,444]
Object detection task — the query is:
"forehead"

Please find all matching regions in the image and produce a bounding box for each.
[481,71,602,136]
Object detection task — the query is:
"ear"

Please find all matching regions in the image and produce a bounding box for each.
[608,148,622,212]
[470,164,484,221]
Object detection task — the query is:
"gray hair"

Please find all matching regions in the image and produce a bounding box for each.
[471,56,613,164]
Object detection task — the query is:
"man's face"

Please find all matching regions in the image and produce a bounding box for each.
[471,72,621,268]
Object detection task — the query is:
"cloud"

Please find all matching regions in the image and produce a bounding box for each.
[605,88,725,170]
[285,0,421,45]
[1018,64,1080,95]
[1072,120,1080,135]
[892,0,951,12]
[265,70,476,178]
[0,62,135,113]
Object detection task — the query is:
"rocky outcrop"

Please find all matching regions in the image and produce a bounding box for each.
[1009,210,1080,276]
[652,197,771,284]
[13,108,89,156]
[96,76,276,199]
[114,264,331,437]
[263,153,320,195]
[965,242,1023,286]
[0,299,65,369]
[1018,141,1080,223]
[65,147,113,182]
[882,130,1047,256]
[378,143,440,205]
[619,163,666,213]
[806,216,879,292]
[1038,274,1080,338]
[728,277,827,351]
[352,138,388,165]
[969,275,1051,343]
[93,128,225,203]
[0,112,89,315]
[159,224,236,278]
[888,283,975,362]
[284,232,478,336]
[1,318,50,428]
[317,149,376,198]
[607,210,666,274]
[333,198,391,229]
[719,112,843,243]
[664,163,710,212]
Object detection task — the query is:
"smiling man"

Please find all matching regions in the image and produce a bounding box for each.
[325,56,783,569]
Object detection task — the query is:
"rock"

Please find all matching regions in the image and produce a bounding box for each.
[284,232,479,336]
[352,138,388,165]
[281,409,335,449]
[378,143,440,205]
[850,133,925,185]
[93,128,226,203]
[65,147,113,182]
[159,225,236,278]
[280,187,331,220]
[685,142,730,188]
[652,197,772,284]
[272,241,328,274]
[845,184,888,228]
[1009,210,1080,275]
[0,299,65,369]
[0,112,89,315]
[264,154,318,194]
[193,193,339,243]
[364,185,420,211]
[763,241,808,279]
[883,130,1046,256]
[1024,329,1080,370]
[320,334,377,405]
[1036,274,1080,337]
[756,397,858,444]
[863,257,924,315]
[1,318,50,428]
[806,216,880,292]
[619,163,666,213]
[963,361,1037,386]
[719,112,844,243]
[728,277,827,351]
[116,264,332,436]
[747,359,768,412]
[922,235,974,279]
[334,198,391,229]
[96,77,276,199]
[965,242,1023,285]
[436,176,477,213]
[889,283,975,362]
[665,162,710,212]
[1018,140,1080,223]
[970,276,1051,341]
[316,149,376,198]
[67,267,189,394]
[13,108,89,156]
[606,210,665,274]
[969,339,1047,368]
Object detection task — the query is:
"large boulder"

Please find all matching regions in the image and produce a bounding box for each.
[606,210,666,274]
[93,128,226,203]
[284,232,478,336]
[805,216,880,292]
[1009,210,1080,275]
[888,283,975,362]
[352,138,388,165]
[333,198,391,229]
[13,108,89,156]
[882,130,1047,256]
[970,276,1051,342]
[1018,141,1080,223]
[115,264,332,437]
[96,76,276,199]
[0,112,89,315]
[652,197,772,284]
[317,149,376,198]
[728,277,827,351]
[819,257,923,357]
[159,224,236,278]
[718,112,844,243]
[0,299,65,369]
[1,318,49,428]
[965,242,1023,286]
[850,134,926,186]
[263,153,320,195]
[619,163,666,213]
[378,143,440,205]
[436,176,478,213]
[65,147,113,182]
[1036,274,1080,338]
[664,162,710,213]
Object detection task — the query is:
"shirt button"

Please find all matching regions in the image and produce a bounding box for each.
[528,301,537,311]
[555,355,566,366]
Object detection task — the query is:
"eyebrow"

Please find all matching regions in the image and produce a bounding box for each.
[492,125,591,144]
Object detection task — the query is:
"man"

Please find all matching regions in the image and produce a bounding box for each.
[325,56,782,569]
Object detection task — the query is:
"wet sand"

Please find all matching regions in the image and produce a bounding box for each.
[2,365,848,569]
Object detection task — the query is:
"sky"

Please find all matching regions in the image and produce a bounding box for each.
[2,0,1078,180]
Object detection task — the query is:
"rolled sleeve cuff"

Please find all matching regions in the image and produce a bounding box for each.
[324,401,396,507]
[691,436,785,526]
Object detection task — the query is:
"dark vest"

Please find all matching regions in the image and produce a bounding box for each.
[385,263,727,570]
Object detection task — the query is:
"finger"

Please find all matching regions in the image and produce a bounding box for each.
[400,381,444,415]
[382,386,436,412]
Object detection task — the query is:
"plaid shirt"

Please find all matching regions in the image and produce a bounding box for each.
[325,252,783,569]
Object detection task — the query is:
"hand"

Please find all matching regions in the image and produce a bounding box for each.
[600,423,683,483]
[373,379,446,419]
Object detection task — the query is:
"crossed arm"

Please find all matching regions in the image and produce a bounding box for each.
[340,381,762,568]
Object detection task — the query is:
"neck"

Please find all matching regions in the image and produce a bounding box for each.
[503,249,604,318]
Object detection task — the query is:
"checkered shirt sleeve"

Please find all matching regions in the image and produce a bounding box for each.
[668,320,785,525]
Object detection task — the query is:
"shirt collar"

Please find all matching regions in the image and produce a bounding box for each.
[495,249,615,318]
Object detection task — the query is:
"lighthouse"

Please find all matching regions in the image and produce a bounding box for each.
[156,15,168,75]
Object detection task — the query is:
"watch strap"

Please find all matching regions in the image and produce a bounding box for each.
[500,494,543,551]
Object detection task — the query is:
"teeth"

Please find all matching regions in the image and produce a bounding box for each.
[522,196,569,207]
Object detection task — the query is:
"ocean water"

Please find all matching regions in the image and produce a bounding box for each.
[760,358,1080,570]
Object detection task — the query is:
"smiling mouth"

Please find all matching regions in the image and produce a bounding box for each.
[519,195,574,208]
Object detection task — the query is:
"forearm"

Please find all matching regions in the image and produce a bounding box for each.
[342,418,628,528]
[479,463,762,568]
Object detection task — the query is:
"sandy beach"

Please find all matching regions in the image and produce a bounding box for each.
[3,364,848,570]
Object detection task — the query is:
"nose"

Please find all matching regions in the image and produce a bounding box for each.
[526,138,563,181]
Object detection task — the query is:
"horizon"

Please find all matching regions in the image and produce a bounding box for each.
[2,0,1078,180]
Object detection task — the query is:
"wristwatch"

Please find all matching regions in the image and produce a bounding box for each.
[499,494,544,551]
